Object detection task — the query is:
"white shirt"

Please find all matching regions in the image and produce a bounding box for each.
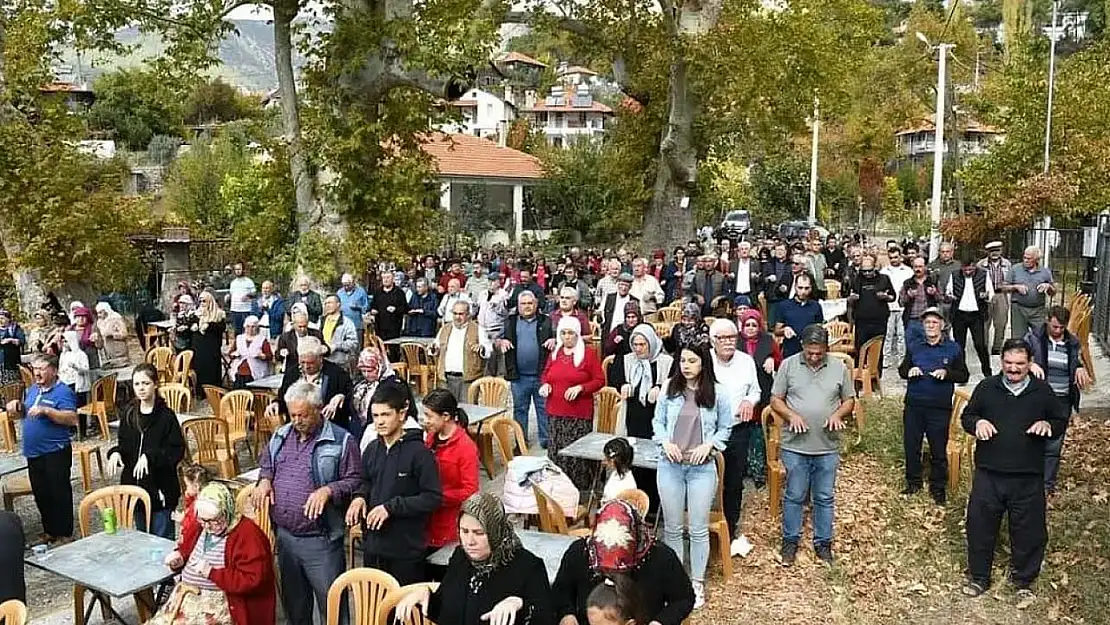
[734,258,752,294]
[630,275,664,313]
[444,324,469,374]
[947,272,995,313]
[609,294,631,332]
[711,350,762,411]
[437,292,472,320]
[602,470,638,503]
[229,277,256,313]
[880,264,914,311]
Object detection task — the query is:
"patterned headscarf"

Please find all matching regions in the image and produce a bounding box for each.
[587,499,654,574]
[195,482,241,535]
[623,324,669,405]
[621,301,643,329]
[460,493,521,579]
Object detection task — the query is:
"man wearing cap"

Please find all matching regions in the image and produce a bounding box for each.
[690,255,730,317]
[1002,246,1055,344]
[978,241,1012,354]
[600,275,638,334]
[771,324,856,566]
[898,307,969,504]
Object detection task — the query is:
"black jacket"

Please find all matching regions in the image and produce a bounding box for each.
[357,428,442,560]
[502,313,554,381]
[430,546,555,625]
[107,401,186,512]
[961,375,1068,474]
[1025,325,1083,414]
[600,293,640,334]
[276,327,327,372]
[552,539,694,625]
[0,511,25,605]
[847,271,895,322]
[899,274,941,324]
[276,360,354,429]
[289,289,324,324]
[371,287,409,340]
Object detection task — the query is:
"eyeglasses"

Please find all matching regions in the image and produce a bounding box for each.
[716,334,738,341]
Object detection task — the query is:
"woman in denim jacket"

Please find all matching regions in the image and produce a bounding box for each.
[651,342,734,610]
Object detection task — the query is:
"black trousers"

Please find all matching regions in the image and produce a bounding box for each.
[724,421,756,536]
[966,468,1047,588]
[27,446,74,538]
[903,404,948,494]
[855,317,888,369]
[364,552,427,585]
[952,310,992,376]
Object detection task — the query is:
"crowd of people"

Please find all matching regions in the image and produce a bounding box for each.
[0,227,1094,622]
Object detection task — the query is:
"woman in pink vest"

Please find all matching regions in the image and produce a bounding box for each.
[230,315,272,389]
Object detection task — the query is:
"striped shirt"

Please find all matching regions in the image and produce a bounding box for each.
[180,532,226,590]
[1045,338,1071,396]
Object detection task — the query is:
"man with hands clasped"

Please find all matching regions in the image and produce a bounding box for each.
[770,325,856,566]
[960,339,1068,604]
[897,308,969,505]
[253,381,361,625]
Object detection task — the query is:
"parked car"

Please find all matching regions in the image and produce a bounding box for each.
[777,220,830,241]
[717,209,753,240]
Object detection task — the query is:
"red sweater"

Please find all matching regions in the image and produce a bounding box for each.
[424,425,480,548]
[541,348,605,419]
[179,518,276,625]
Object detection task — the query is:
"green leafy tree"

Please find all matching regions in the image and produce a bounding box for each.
[183,77,262,125]
[87,67,185,150]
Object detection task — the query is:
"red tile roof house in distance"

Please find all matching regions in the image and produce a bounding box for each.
[418,133,545,244]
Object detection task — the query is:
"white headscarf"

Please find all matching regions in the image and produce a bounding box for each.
[553,315,585,367]
[623,324,671,405]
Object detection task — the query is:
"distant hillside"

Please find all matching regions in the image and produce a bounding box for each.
[61,20,294,91]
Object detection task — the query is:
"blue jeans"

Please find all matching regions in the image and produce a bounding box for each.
[511,374,548,447]
[656,458,717,582]
[135,508,175,541]
[781,450,839,547]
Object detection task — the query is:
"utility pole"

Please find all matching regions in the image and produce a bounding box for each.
[808,96,819,227]
[918,31,953,262]
[1039,0,1060,267]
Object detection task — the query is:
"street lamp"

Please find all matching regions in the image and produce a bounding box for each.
[1039,0,1061,266]
[808,96,819,227]
[917,32,953,262]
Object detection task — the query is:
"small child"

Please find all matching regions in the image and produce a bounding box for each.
[601,438,636,503]
[587,578,640,625]
[172,463,210,553]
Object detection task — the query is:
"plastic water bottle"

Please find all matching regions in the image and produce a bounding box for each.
[103,507,117,535]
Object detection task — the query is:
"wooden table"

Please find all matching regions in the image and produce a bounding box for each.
[246,373,284,391]
[25,529,176,624]
[426,530,577,582]
[558,432,659,470]
[382,336,435,346]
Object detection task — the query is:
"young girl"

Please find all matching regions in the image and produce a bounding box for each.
[174,463,210,550]
[586,578,643,625]
[601,438,636,504]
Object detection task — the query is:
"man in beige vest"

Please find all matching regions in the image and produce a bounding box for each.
[429,300,492,400]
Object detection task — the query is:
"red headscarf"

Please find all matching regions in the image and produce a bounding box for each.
[587,500,654,574]
[739,308,765,357]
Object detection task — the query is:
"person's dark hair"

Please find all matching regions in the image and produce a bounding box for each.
[1002,338,1033,360]
[181,463,210,487]
[673,246,685,256]
[793,272,814,289]
[1047,305,1070,327]
[422,387,469,428]
[666,343,717,408]
[603,438,634,479]
[904,242,919,252]
[127,362,167,427]
[30,354,58,370]
[370,380,411,413]
[800,323,828,346]
[587,576,647,625]
[888,245,902,254]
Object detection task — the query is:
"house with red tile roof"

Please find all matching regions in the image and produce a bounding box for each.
[521,83,613,147]
[418,133,545,243]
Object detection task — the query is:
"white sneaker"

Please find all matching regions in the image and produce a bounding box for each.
[730,534,754,558]
[692,580,706,609]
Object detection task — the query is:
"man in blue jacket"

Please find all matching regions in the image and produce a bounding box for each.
[898,307,969,504]
[338,273,370,347]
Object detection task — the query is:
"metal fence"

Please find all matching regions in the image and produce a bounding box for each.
[1092,216,1110,348]
[1005,227,1090,308]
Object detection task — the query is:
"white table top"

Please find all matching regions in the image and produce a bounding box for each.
[452,403,506,426]
[426,530,576,582]
[92,366,135,384]
[382,336,435,346]
[0,455,27,477]
[25,529,177,597]
[149,320,176,329]
[821,298,848,321]
[246,374,284,390]
[558,432,659,469]
[237,467,260,483]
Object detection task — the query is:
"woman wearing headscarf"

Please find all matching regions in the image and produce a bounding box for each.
[229,315,272,390]
[661,303,709,364]
[606,323,672,513]
[70,306,100,369]
[540,316,605,491]
[737,308,781,487]
[553,499,694,625]
[395,492,555,625]
[58,331,92,436]
[68,300,86,326]
[106,363,185,538]
[0,310,26,386]
[93,302,129,368]
[26,310,51,354]
[349,347,418,447]
[602,302,643,359]
[156,482,276,625]
[188,291,227,389]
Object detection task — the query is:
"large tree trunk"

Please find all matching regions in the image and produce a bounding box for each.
[643,54,698,253]
[273,0,316,235]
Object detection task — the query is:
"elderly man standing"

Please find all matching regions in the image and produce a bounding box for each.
[1003,246,1055,343]
[321,295,359,371]
[599,275,637,335]
[5,355,78,544]
[430,301,492,400]
[550,286,593,340]
[405,278,439,338]
[253,280,285,340]
[288,276,324,326]
[709,319,763,557]
[277,306,327,372]
[978,241,1012,354]
[630,257,665,315]
[593,258,622,312]
[436,278,471,323]
[338,273,369,347]
[500,291,553,448]
[267,337,353,431]
[465,263,491,306]
[729,240,761,304]
[228,262,257,334]
[476,273,510,376]
[370,270,408,342]
[771,325,856,566]
[960,339,1067,603]
[254,381,361,624]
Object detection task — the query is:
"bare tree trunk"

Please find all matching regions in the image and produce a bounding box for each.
[273,0,316,235]
[643,54,698,253]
